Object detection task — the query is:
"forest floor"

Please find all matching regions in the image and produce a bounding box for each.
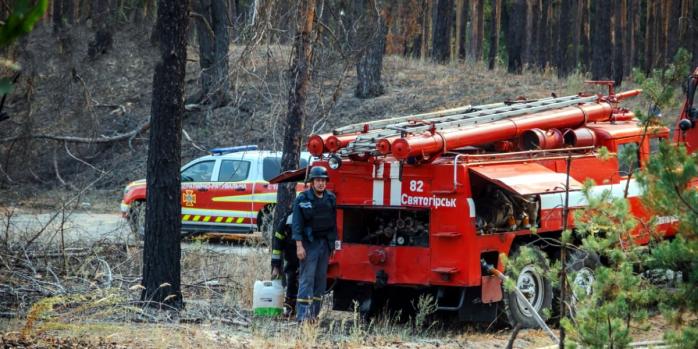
[0,204,676,349]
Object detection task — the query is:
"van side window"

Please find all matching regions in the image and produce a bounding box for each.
[181,160,215,182]
[219,160,250,182]
[617,142,640,176]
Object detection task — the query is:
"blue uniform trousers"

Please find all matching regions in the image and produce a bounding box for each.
[296,237,330,321]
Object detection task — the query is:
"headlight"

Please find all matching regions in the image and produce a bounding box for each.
[328,154,342,170]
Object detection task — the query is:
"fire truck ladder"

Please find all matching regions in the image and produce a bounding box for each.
[336,94,598,156]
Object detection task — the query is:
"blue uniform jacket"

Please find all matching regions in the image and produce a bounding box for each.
[292,188,337,247]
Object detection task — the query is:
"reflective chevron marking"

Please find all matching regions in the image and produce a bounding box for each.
[183,214,191,221]
[215,216,223,223]
[203,216,211,222]
[193,215,201,221]
[226,217,234,223]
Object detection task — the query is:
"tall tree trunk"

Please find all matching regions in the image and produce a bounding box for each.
[431,0,452,63]
[666,0,681,62]
[141,0,189,309]
[488,0,501,70]
[538,0,552,69]
[558,0,575,77]
[632,0,641,68]
[591,0,612,80]
[468,0,484,60]
[613,0,625,85]
[506,0,525,73]
[580,0,591,71]
[61,0,74,25]
[356,0,387,98]
[679,0,693,56]
[520,0,534,67]
[53,0,64,31]
[87,0,113,59]
[625,0,634,72]
[195,0,230,106]
[420,0,430,61]
[272,0,316,233]
[455,0,464,61]
[644,0,657,72]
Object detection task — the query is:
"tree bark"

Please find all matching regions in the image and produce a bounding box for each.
[457,0,467,59]
[632,0,641,68]
[195,0,230,106]
[431,0,452,63]
[666,0,681,62]
[580,0,590,71]
[558,0,575,77]
[355,0,387,99]
[613,0,625,85]
[272,0,316,234]
[455,0,464,61]
[538,0,552,69]
[140,0,189,309]
[87,0,113,59]
[506,0,525,73]
[487,0,501,70]
[420,0,430,61]
[644,0,657,72]
[591,0,612,80]
[468,0,484,61]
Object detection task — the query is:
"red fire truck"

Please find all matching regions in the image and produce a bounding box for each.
[296,70,698,327]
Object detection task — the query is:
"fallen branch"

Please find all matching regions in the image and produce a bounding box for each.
[1,121,150,144]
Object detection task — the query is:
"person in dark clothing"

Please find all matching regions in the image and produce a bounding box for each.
[293,166,338,322]
[271,211,299,315]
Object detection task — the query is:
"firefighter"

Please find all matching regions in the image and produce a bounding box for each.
[292,166,337,322]
[271,211,299,316]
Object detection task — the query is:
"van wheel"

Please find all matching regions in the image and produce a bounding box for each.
[257,205,275,244]
[128,201,146,241]
[502,245,553,328]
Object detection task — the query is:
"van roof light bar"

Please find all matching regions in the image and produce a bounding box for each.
[209,145,258,155]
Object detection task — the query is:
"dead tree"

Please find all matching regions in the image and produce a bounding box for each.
[140,0,190,309]
[355,0,387,99]
[430,0,452,63]
[272,0,316,235]
[488,0,501,70]
[194,0,230,106]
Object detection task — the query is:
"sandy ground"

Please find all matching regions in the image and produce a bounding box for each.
[2,207,259,255]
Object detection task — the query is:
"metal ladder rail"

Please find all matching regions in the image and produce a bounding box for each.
[347,95,597,146]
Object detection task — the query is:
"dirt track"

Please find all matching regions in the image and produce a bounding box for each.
[2,208,259,255]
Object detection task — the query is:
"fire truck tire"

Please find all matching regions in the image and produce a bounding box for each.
[502,245,553,328]
[565,248,600,315]
[128,201,146,241]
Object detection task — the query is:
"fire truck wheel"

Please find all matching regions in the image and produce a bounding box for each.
[128,201,146,241]
[566,248,600,315]
[503,246,553,328]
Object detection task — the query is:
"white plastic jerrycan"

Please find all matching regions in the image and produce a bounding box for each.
[252,279,284,316]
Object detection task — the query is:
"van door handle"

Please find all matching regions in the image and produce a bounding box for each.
[235,188,246,192]
[197,188,208,192]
